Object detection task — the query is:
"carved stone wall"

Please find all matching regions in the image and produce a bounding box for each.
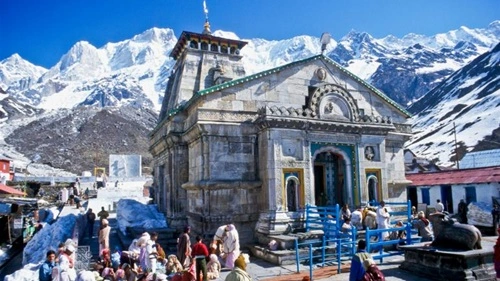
[151,54,413,245]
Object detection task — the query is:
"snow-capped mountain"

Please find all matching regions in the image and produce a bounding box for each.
[1,21,498,114]
[4,27,176,112]
[0,54,46,93]
[407,42,500,165]
[0,21,499,173]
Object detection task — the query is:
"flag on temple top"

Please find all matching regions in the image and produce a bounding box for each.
[203,0,209,14]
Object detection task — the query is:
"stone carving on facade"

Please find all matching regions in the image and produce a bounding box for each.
[319,95,351,121]
[277,160,306,168]
[365,146,376,161]
[315,67,327,81]
[308,84,359,121]
[198,110,257,123]
[359,114,392,124]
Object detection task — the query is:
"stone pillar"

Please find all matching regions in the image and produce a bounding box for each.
[168,144,189,229]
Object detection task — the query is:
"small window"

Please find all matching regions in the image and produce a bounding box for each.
[465,186,477,203]
[210,44,218,52]
[221,45,228,54]
[189,40,198,49]
[421,188,430,205]
[201,42,208,51]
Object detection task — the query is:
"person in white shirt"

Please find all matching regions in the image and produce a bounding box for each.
[351,207,363,230]
[436,199,445,212]
[376,201,391,240]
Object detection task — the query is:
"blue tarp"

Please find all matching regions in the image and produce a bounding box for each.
[0,203,12,215]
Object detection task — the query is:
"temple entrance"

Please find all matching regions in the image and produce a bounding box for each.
[313,151,347,206]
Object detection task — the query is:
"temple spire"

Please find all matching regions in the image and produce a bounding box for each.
[202,0,211,35]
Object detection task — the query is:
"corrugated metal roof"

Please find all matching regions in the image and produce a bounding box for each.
[406,166,500,186]
[0,184,25,196]
[460,149,500,169]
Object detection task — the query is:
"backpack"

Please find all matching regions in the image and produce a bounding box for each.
[362,264,385,281]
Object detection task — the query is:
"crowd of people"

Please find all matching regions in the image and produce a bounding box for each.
[38,193,480,281]
[337,198,472,247]
[38,215,252,281]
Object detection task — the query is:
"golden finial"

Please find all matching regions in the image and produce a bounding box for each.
[202,0,211,35]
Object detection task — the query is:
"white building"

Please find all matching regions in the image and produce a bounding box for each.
[406,166,500,213]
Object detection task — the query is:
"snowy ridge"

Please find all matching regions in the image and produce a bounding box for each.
[0,21,499,170]
[407,43,500,166]
[1,21,498,114]
[0,54,46,92]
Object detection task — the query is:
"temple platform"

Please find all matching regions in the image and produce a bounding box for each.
[399,236,497,281]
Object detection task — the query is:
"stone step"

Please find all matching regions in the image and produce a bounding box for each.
[119,226,180,253]
[249,242,355,266]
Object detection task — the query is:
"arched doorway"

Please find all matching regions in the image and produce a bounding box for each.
[285,176,299,212]
[367,176,378,202]
[313,149,351,206]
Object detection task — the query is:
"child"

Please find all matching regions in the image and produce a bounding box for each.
[206,254,221,279]
[166,254,183,275]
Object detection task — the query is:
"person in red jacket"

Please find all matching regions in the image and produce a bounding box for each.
[192,235,209,281]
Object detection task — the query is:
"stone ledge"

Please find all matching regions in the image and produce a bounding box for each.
[182,180,262,190]
[399,241,495,281]
[249,243,339,266]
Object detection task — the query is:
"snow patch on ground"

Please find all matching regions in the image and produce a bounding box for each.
[116,199,167,235]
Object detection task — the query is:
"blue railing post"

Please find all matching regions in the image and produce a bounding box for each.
[335,204,340,227]
[351,228,357,256]
[322,234,326,266]
[295,239,300,273]
[309,244,313,280]
[305,204,310,232]
[379,229,384,263]
[407,200,411,221]
[366,227,371,252]
[337,237,341,273]
[406,222,412,245]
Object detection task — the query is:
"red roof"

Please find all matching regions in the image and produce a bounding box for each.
[406,166,500,186]
[0,184,25,196]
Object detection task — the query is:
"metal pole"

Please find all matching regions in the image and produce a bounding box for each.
[453,122,460,169]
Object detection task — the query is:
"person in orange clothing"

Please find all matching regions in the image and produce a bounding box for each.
[191,235,209,281]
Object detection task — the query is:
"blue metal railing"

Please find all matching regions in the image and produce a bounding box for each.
[299,200,420,279]
[294,226,357,280]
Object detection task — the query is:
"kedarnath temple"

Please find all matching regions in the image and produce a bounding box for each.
[149,17,412,245]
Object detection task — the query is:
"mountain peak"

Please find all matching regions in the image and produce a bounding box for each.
[212,30,240,40]
[4,53,23,62]
[132,27,175,43]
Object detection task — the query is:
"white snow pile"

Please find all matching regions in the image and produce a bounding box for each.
[4,214,78,281]
[467,201,493,227]
[116,199,167,234]
[0,248,8,265]
[39,206,60,223]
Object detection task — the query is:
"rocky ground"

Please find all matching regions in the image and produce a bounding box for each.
[5,106,157,175]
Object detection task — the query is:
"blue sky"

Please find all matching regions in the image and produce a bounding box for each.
[1,0,498,68]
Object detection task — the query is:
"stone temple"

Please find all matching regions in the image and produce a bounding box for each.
[149,22,412,245]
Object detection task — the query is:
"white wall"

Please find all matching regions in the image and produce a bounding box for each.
[416,182,500,213]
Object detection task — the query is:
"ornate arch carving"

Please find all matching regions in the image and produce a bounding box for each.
[308,84,359,121]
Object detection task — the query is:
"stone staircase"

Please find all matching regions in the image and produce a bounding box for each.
[250,230,342,265]
[117,226,180,253]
